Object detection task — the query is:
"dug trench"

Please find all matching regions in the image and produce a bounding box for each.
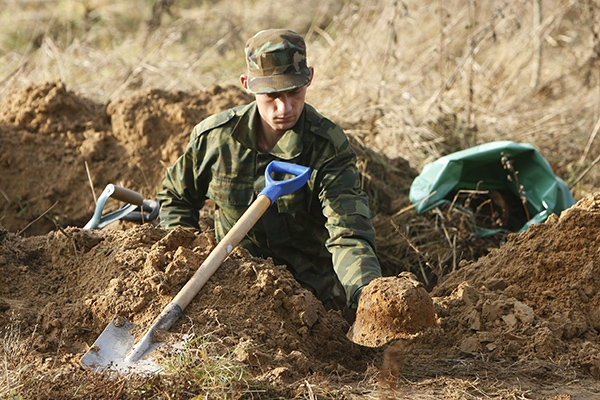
[1,81,600,396]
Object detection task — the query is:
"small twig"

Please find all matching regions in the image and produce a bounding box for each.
[367,0,400,144]
[305,381,316,400]
[85,161,97,204]
[475,198,493,216]
[440,219,454,250]
[390,220,436,286]
[573,151,600,186]
[0,59,29,98]
[530,0,542,89]
[0,187,10,203]
[501,154,530,221]
[579,115,600,165]
[393,190,437,218]
[447,189,488,218]
[467,0,475,127]
[16,202,58,236]
[53,220,80,268]
[418,259,429,287]
[451,234,457,272]
[435,208,459,271]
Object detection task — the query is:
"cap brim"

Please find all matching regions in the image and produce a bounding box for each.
[247,73,310,94]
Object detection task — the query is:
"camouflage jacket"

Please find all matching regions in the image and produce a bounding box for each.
[157,102,382,309]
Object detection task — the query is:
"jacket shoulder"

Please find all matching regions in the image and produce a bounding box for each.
[191,104,248,139]
[305,104,352,152]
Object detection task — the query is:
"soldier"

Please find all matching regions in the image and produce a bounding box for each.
[157,29,381,323]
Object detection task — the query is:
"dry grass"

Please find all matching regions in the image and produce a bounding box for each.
[3,0,599,195]
[0,0,341,100]
[0,313,35,398]
[2,0,599,180]
[2,0,600,398]
[310,0,600,179]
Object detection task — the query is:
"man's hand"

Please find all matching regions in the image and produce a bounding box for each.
[342,306,357,325]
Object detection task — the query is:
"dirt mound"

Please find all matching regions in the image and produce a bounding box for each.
[420,193,600,378]
[3,192,600,394]
[0,81,253,235]
[0,223,374,383]
[0,81,421,276]
[0,81,404,395]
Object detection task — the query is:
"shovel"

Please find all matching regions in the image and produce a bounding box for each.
[81,161,311,373]
[83,184,160,230]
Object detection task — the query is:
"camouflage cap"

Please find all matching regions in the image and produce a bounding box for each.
[244,29,311,94]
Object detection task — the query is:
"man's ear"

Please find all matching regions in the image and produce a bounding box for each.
[306,67,315,87]
[240,74,254,95]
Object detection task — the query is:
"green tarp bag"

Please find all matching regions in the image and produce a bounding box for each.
[409,141,575,233]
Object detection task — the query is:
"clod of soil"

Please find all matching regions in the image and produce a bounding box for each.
[347,272,437,348]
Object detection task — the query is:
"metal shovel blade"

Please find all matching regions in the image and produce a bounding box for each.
[81,316,162,374]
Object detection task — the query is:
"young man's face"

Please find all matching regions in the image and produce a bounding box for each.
[255,84,308,135]
[241,67,313,137]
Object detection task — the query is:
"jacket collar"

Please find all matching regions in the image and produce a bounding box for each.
[232,102,304,160]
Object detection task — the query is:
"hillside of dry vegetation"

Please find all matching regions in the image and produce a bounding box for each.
[3,0,600,186]
[2,0,600,399]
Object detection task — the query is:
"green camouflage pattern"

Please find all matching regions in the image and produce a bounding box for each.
[244,29,311,94]
[157,102,382,309]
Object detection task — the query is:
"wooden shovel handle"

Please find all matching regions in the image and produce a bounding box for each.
[147,162,311,332]
[171,194,272,311]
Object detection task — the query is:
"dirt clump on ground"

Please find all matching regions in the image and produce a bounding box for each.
[348,272,437,348]
[1,82,600,398]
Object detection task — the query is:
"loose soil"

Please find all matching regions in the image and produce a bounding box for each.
[1,82,600,399]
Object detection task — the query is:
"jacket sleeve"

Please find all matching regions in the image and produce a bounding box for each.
[319,150,382,309]
[156,126,210,230]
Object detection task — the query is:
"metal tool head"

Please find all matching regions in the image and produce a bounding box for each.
[80,316,162,374]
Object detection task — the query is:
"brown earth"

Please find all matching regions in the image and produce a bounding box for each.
[1,82,600,398]
[0,81,254,235]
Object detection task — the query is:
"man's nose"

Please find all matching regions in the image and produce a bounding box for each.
[275,94,292,112]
